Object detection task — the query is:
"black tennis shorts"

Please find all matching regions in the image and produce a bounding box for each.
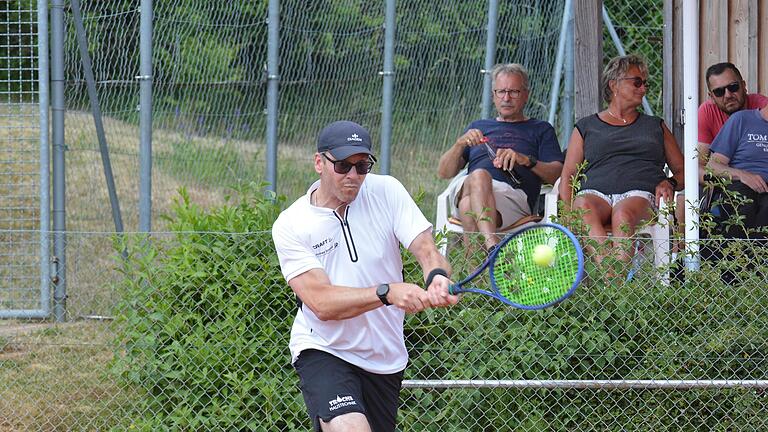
[293,349,404,432]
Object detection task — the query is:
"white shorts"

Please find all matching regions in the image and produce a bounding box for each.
[578,189,657,211]
[451,177,531,228]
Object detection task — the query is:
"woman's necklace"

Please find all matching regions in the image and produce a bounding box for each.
[606,109,628,124]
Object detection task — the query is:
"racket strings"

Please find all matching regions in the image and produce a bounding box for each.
[493,227,580,307]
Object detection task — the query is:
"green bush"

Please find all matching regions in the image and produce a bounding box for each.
[111,182,767,430]
[111,183,307,431]
[400,256,768,430]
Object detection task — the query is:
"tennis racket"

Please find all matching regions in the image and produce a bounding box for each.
[449,222,584,309]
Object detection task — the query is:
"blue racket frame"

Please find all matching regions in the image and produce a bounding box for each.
[449,222,585,309]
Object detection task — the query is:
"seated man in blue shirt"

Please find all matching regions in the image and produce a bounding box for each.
[706,103,768,238]
[437,63,563,251]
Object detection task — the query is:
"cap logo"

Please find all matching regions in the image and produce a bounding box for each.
[347,133,363,142]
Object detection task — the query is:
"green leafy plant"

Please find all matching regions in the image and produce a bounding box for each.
[109,179,767,430]
[111,182,306,431]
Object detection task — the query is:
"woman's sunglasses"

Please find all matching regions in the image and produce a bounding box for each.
[710,82,740,98]
[618,76,648,88]
[322,153,375,175]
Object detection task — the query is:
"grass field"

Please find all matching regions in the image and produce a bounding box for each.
[0,321,136,431]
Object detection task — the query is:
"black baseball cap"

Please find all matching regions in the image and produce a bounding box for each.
[317,120,373,160]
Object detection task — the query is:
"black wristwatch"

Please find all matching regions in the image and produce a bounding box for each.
[526,154,538,168]
[376,283,391,306]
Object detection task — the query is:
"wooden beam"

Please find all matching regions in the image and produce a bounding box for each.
[699,0,728,100]
[668,0,684,144]
[574,0,602,119]
[747,0,758,90]
[729,0,750,82]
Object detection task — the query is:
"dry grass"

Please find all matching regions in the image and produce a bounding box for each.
[0,104,40,231]
[0,321,136,431]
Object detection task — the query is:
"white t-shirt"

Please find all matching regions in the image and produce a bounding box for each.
[272,173,432,374]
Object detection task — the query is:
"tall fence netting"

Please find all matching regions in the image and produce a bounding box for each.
[0,0,42,312]
[60,0,573,232]
[6,1,764,431]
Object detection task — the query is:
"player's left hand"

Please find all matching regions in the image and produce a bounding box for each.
[426,274,460,307]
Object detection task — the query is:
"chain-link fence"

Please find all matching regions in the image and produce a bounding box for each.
[49,0,668,228]
[2,222,767,430]
[1,0,45,315]
[56,0,636,233]
[7,0,767,430]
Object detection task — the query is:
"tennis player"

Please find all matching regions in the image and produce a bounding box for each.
[272,120,460,431]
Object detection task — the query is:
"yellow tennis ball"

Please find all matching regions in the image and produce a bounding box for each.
[532,244,555,267]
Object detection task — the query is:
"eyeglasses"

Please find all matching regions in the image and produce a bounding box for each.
[322,153,375,175]
[493,88,526,99]
[710,82,740,98]
[618,76,649,88]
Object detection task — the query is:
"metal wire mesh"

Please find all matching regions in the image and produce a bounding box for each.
[4,0,768,430]
[57,0,573,233]
[53,0,668,231]
[1,229,767,430]
[604,0,664,116]
[0,0,42,313]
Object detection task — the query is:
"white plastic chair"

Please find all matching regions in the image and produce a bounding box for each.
[546,177,673,285]
[434,170,549,256]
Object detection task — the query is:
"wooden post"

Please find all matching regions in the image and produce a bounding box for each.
[574,0,602,120]
[667,0,685,144]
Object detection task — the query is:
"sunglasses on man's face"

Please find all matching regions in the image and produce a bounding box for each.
[710,82,740,98]
[322,153,375,175]
[618,76,648,88]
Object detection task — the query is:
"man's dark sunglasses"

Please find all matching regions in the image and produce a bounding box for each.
[619,76,648,88]
[322,153,375,175]
[711,82,740,98]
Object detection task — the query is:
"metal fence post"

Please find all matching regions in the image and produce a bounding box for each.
[71,0,124,234]
[38,0,51,319]
[51,0,66,322]
[139,0,153,232]
[379,0,396,174]
[480,0,499,119]
[265,0,280,195]
[548,0,573,129]
[682,0,700,271]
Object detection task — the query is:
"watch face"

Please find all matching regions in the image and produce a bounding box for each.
[377,284,390,305]
[377,284,389,296]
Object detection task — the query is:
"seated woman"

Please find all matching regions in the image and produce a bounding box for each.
[558,54,684,271]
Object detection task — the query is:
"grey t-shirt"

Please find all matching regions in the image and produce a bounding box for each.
[576,113,667,194]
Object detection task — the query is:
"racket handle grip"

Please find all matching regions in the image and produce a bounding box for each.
[448,284,457,295]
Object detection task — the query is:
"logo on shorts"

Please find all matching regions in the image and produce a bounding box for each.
[328,394,357,411]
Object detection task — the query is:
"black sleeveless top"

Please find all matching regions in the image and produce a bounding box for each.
[575,113,667,194]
